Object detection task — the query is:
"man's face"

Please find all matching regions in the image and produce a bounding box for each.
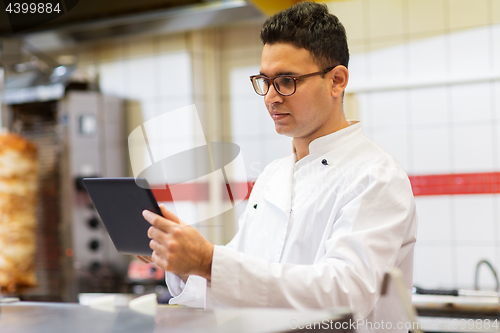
[260,43,342,143]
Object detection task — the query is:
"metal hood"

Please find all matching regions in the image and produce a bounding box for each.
[4,1,264,51]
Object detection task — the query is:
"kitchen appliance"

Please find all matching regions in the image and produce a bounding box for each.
[3,89,129,302]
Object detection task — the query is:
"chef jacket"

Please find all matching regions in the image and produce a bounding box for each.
[166,121,418,332]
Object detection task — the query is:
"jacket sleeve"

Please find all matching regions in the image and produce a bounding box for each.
[165,208,252,308]
[166,273,207,308]
[165,166,270,308]
[209,161,416,319]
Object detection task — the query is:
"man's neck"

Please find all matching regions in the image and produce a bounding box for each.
[293,119,350,161]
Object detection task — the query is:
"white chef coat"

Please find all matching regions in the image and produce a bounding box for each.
[166,121,418,332]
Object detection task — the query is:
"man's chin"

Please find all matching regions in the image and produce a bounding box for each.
[274,126,294,137]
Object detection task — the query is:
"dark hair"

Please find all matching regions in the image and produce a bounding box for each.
[260,1,349,69]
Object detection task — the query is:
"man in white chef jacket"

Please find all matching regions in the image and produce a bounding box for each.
[141,2,418,332]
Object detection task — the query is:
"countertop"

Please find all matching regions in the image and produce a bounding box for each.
[412,295,500,318]
[0,302,353,333]
[413,294,500,313]
[413,294,500,332]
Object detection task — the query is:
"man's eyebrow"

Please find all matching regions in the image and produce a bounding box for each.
[259,71,298,77]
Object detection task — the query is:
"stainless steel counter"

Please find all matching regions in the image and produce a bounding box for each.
[413,295,500,332]
[0,302,353,333]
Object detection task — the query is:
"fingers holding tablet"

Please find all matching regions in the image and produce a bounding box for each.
[142,209,214,280]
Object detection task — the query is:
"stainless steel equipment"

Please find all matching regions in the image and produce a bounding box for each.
[4,90,128,302]
[59,91,129,300]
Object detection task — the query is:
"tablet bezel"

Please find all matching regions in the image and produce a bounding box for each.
[82,177,161,256]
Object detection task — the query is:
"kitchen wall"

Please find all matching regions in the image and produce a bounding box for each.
[330,0,500,291]
[63,0,500,291]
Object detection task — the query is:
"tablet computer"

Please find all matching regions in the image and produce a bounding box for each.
[82,177,162,256]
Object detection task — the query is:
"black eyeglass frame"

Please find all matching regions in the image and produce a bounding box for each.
[249,66,336,96]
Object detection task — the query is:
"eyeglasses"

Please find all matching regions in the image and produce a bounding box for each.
[249,66,336,96]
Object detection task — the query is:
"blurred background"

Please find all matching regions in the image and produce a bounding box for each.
[0,0,499,304]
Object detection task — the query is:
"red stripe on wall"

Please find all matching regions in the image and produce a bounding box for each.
[151,172,500,202]
[409,172,500,196]
[222,182,255,201]
[151,182,255,202]
[151,183,209,202]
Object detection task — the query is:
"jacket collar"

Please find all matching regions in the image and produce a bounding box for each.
[292,121,362,157]
[261,121,362,215]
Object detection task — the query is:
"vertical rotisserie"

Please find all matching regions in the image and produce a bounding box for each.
[0,131,38,293]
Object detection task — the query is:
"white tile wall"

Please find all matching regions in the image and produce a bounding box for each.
[262,136,293,169]
[230,93,277,138]
[408,36,447,81]
[414,196,452,243]
[230,96,264,140]
[496,122,500,169]
[496,195,500,246]
[450,82,492,123]
[348,54,369,84]
[412,126,451,174]
[413,245,454,289]
[230,65,260,97]
[158,52,192,97]
[232,139,263,182]
[371,128,411,171]
[169,201,198,225]
[452,124,494,172]
[448,27,491,77]
[493,25,500,72]
[356,93,373,128]
[159,98,196,117]
[369,90,408,128]
[409,86,448,126]
[98,50,194,122]
[154,105,197,140]
[138,101,161,121]
[126,56,157,100]
[259,104,278,137]
[495,81,500,120]
[454,195,496,243]
[348,17,500,290]
[99,61,126,97]
[368,43,407,82]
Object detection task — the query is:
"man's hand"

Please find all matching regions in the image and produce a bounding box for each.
[142,205,214,281]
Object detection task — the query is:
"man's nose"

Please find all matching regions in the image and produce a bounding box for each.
[264,82,283,106]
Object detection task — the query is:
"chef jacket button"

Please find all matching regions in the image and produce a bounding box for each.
[321,159,328,165]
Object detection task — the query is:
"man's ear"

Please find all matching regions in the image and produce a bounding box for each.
[329,66,349,97]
